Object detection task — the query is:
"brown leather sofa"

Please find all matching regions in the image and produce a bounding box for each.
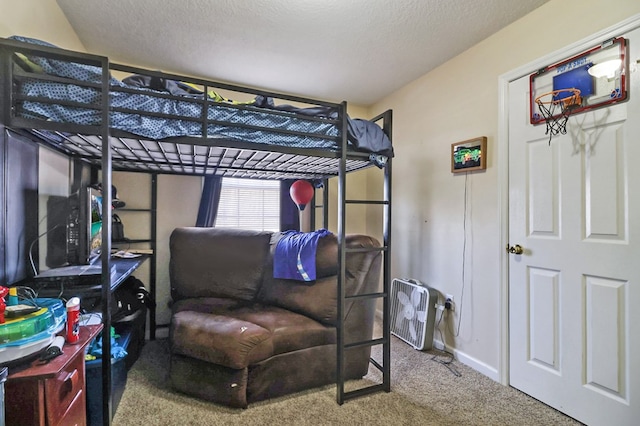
[168,227,382,408]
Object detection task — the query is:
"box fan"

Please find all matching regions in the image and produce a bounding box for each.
[390,278,437,350]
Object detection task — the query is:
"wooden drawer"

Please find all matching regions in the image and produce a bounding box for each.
[44,353,86,426]
[56,389,86,426]
[5,326,101,426]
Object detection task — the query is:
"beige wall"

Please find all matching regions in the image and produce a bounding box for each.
[155,175,202,326]
[371,0,640,377]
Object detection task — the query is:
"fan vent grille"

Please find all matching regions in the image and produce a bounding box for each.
[390,279,432,350]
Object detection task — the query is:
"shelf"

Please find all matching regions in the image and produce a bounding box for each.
[113,239,153,244]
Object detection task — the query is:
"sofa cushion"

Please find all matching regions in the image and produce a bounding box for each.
[256,232,337,324]
[231,304,336,354]
[171,298,335,369]
[171,309,272,370]
[256,275,338,325]
[257,234,381,325]
[170,227,271,302]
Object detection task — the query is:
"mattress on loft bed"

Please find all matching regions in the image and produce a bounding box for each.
[9,36,393,159]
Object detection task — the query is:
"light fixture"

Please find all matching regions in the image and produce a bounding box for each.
[588,59,622,79]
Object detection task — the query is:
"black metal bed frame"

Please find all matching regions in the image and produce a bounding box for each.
[0,36,392,423]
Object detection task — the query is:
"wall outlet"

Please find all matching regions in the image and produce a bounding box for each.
[445,294,455,311]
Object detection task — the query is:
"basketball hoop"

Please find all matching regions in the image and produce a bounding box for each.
[534,88,582,144]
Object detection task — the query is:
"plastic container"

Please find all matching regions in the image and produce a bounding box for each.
[0,298,66,365]
[114,307,147,370]
[85,333,129,426]
[0,298,65,345]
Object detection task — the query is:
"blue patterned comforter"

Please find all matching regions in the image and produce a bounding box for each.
[11,36,392,156]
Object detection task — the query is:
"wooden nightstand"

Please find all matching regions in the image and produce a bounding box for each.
[5,324,102,426]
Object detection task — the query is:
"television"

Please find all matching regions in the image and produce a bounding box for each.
[46,186,103,267]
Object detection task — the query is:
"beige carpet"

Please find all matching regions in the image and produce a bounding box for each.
[112,334,581,426]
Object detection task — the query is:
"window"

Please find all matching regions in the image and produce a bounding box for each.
[215,177,280,231]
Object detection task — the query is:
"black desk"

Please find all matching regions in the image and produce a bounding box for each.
[33,255,148,289]
[32,255,149,310]
[108,255,150,290]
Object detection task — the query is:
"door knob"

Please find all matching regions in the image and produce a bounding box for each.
[507,244,524,255]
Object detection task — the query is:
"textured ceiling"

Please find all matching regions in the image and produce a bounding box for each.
[56,0,549,105]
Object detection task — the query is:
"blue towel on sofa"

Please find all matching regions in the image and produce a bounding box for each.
[273,229,331,281]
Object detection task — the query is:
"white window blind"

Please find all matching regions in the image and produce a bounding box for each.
[215,177,280,231]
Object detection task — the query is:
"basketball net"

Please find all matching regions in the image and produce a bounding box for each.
[535,88,582,145]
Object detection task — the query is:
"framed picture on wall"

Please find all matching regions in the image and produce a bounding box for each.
[451,137,487,173]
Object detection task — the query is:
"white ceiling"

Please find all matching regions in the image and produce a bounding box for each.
[56,0,549,106]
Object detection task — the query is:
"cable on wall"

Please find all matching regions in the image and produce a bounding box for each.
[448,171,470,338]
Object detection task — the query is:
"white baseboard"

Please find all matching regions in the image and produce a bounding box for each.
[379,310,500,382]
[433,339,500,382]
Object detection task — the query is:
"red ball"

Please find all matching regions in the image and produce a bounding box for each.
[290,180,314,211]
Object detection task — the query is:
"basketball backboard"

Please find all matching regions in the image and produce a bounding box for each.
[530,37,627,125]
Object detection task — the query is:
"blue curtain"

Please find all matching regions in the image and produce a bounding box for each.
[280,180,300,231]
[196,175,223,227]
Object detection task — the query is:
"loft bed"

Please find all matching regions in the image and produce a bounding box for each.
[0,35,392,420]
[3,36,393,179]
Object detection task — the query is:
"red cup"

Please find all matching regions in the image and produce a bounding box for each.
[66,297,81,344]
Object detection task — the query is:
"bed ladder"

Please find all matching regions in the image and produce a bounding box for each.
[335,108,392,404]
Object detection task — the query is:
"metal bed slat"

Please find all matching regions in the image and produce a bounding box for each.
[191,143,196,174]
[145,140,169,170]
[256,152,286,170]
[203,146,215,175]
[240,152,261,170]
[172,143,188,174]
[105,129,359,160]
[216,147,229,170]
[252,152,277,170]
[76,134,104,156]
[30,129,96,157]
[29,128,374,179]
[228,149,245,169]
[117,138,145,163]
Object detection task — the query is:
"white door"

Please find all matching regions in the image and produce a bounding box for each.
[508,28,640,425]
